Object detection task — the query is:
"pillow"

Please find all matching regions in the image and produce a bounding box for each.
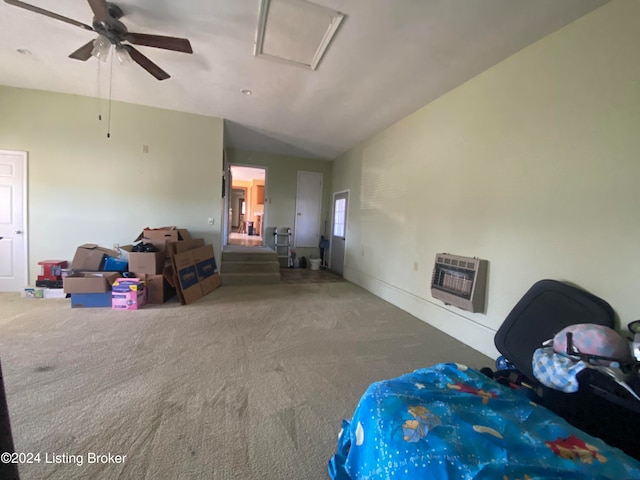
[552,323,632,366]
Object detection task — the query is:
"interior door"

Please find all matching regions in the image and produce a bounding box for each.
[0,150,28,291]
[330,191,348,276]
[294,171,323,248]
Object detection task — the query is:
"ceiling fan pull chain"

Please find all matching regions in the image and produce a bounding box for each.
[97,59,102,121]
[107,49,113,139]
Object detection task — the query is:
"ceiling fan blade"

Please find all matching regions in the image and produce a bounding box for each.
[123,45,170,81]
[86,0,110,23]
[69,40,95,61]
[4,0,94,31]
[126,32,193,54]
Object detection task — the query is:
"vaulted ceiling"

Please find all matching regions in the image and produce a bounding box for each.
[0,0,609,159]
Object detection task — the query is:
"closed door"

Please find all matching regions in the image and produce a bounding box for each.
[294,171,323,247]
[0,150,28,291]
[330,191,348,276]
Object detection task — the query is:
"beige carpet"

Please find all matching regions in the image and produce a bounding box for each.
[0,282,491,480]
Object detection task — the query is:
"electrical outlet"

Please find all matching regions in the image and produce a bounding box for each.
[413,261,419,272]
[208,217,214,225]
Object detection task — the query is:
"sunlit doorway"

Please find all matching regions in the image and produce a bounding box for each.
[228,165,266,246]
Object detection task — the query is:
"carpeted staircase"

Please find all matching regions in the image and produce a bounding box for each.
[220,247,281,285]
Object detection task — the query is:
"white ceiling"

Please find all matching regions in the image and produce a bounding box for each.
[231,165,265,182]
[0,0,609,159]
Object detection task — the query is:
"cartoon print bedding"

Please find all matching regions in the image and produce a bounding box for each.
[328,363,640,479]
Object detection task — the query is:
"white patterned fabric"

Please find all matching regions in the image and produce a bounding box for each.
[532,347,587,393]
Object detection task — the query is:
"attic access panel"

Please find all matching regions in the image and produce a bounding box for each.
[254,0,344,70]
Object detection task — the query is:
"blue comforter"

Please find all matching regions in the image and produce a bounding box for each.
[329,363,640,479]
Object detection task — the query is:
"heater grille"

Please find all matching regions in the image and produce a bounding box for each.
[431,253,487,313]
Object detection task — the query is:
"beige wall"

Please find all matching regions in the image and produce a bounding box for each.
[333,0,640,358]
[226,148,333,259]
[0,86,224,282]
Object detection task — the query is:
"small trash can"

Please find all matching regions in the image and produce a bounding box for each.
[246,221,254,236]
[309,257,321,271]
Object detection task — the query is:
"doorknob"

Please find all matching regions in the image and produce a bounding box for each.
[15,230,22,234]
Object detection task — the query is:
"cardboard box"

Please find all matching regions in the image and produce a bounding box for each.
[112,278,146,310]
[133,273,175,304]
[112,290,146,310]
[169,246,221,304]
[134,227,191,253]
[167,238,205,256]
[71,292,112,308]
[192,245,222,295]
[128,251,165,275]
[72,244,120,271]
[173,250,202,305]
[112,277,144,293]
[63,272,120,294]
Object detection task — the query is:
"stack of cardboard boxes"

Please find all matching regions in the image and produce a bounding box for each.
[61,227,221,308]
[64,244,122,307]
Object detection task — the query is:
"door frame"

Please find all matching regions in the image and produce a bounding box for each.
[0,150,29,289]
[225,163,268,246]
[330,189,349,273]
[222,153,230,247]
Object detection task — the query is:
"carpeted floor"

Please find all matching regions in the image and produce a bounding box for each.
[279,268,344,284]
[0,282,491,480]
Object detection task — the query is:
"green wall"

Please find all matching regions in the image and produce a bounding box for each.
[226,148,333,260]
[332,0,640,357]
[0,86,224,281]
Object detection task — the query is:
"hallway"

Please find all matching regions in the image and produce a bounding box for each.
[228,232,263,247]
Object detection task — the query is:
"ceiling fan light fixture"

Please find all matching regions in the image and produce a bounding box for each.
[91,34,111,62]
[115,45,132,64]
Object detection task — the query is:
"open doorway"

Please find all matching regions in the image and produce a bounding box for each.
[227,165,267,246]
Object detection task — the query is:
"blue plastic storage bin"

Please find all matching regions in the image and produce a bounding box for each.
[102,256,129,272]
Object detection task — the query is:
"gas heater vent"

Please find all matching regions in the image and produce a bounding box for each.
[431,253,488,313]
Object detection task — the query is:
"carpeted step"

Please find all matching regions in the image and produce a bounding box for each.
[221,251,278,263]
[220,272,281,285]
[221,261,280,274]
[220,248,281,285]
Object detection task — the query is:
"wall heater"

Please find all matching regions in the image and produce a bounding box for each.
[431,253,488,313]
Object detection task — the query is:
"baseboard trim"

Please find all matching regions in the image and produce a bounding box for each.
[344,266,500,360]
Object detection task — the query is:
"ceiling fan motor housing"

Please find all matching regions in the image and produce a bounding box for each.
[93,3,127,44]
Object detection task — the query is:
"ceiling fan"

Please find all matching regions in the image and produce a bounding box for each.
[4,0,193,80]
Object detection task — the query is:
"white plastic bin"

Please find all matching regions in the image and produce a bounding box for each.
[309,258,321,271]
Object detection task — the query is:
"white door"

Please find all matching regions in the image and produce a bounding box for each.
[294,171,322,248]
[0,150,28,291]
[330,191,348,276]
